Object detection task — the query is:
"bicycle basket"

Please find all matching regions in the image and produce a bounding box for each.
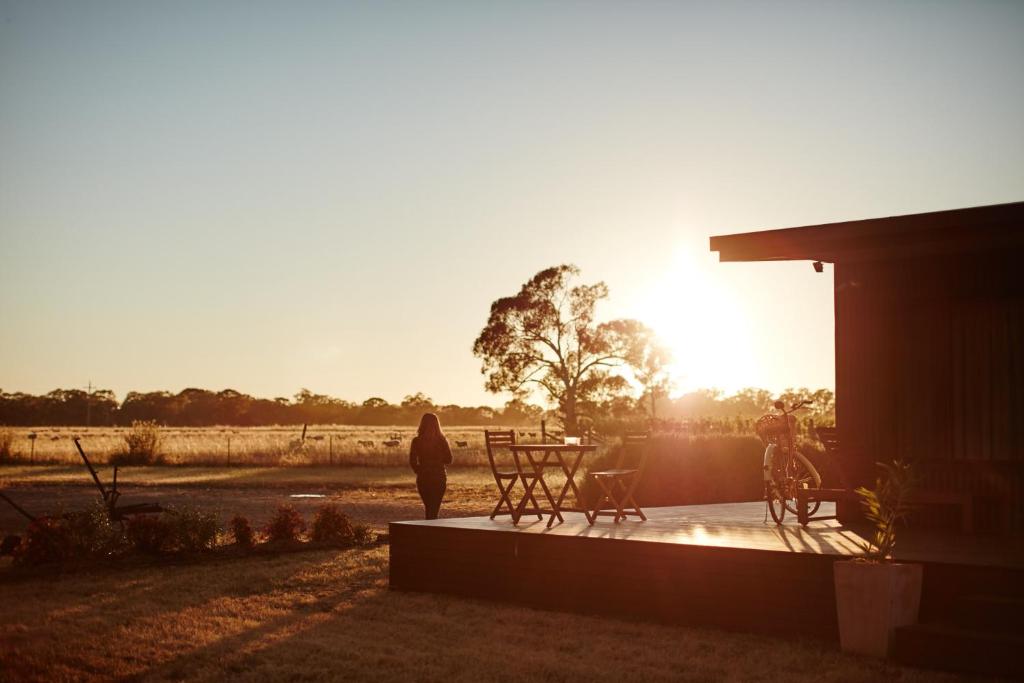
[755,413,796,442]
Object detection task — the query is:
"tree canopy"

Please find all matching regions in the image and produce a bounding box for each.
[472,264,652,433]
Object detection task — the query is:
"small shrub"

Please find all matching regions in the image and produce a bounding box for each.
[13,503,124,565]
[353,523,373,546]
[125,515,174,554]
[111,420,163,465]
[230,515,255,549]
[311,504,354,546]
[63,502,124,557]
[264,505,305,543]
[168,507,220,552]
[0,428,15,462]
[14,517,73,565]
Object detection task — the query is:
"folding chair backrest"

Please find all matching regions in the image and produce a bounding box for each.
[617,432,650,470]
[484,429,516,478]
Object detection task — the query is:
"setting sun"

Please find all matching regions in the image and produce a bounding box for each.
[633,247,756,396]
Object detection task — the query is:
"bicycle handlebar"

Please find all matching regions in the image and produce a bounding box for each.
[773,399,813,414]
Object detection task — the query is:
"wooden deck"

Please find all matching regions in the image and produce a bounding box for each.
[390,502,1024,641]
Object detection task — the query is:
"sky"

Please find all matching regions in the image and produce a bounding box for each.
[1,1,1023,407]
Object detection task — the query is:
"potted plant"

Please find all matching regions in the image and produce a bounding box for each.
[834,459,922,657]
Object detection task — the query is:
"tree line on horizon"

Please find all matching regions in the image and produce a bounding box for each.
[0,385,834,429]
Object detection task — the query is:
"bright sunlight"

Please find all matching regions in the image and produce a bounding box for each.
[633,246,756,396]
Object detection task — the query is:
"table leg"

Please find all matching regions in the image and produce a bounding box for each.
[548,451,586,527]
[512,448,543,524]
[528,450,563,526]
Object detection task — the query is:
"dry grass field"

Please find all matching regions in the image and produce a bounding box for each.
[1,425,546,467]
[0,544,979,683]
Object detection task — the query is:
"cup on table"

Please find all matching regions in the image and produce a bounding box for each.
[563,436,580,445]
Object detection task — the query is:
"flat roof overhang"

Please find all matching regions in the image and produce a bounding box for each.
[709,201,1024,263]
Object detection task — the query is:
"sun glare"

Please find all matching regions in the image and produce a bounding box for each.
[634,247,756,396]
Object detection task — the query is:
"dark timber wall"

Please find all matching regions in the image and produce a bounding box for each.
[835,252,1024,531]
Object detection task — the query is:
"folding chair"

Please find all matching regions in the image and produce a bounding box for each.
[484,430,543,523]
[587,433,649,523]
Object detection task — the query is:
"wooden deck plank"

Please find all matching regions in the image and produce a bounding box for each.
[393,502,1024,568]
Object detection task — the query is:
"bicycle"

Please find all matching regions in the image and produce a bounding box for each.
[756,399,822,524]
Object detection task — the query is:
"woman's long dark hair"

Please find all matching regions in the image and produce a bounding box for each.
[417,412,444,441]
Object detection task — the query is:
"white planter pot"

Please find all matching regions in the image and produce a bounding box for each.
[833,560,923,657]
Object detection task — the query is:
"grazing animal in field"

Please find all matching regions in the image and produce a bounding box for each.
[454,440,468,448]
[528,432,537,437]
[357,440,374,448]
[388,434,403,442]
[310,435,324,441]
[383,439,401,447]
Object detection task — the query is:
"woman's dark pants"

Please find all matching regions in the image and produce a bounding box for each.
[416,470,447,520]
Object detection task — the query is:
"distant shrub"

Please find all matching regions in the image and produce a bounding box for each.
[230,515,255,549]
[0,428,15,462]
[111,420,163,465]
[311,504,355,546]
[168,507,220,552]
[264,505,305,543]
[125,515,174,554]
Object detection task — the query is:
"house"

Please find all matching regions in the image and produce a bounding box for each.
[710,201,1024,532]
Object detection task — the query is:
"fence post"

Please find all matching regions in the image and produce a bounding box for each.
[329,435,334,466]
[227,436,231,466]
[541,419,546,443]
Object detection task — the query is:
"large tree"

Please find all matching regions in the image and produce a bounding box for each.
[472,264,651,433]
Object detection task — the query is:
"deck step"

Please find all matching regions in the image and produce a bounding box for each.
[892,622,1024,678]
[956,594,1024,633]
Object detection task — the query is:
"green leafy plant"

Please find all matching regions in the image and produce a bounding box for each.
[230,515,255,549]
[855,459,915,561]
[264,505,306,543]
[111,420,164,465]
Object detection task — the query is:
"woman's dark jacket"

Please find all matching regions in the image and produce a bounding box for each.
[409,436,453,475]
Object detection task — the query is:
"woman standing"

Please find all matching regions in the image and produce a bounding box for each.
[408,413,453,520]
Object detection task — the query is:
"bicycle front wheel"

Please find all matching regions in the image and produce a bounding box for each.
[766,481,786,524]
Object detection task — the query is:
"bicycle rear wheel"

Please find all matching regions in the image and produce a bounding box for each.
[781,452,822,516]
